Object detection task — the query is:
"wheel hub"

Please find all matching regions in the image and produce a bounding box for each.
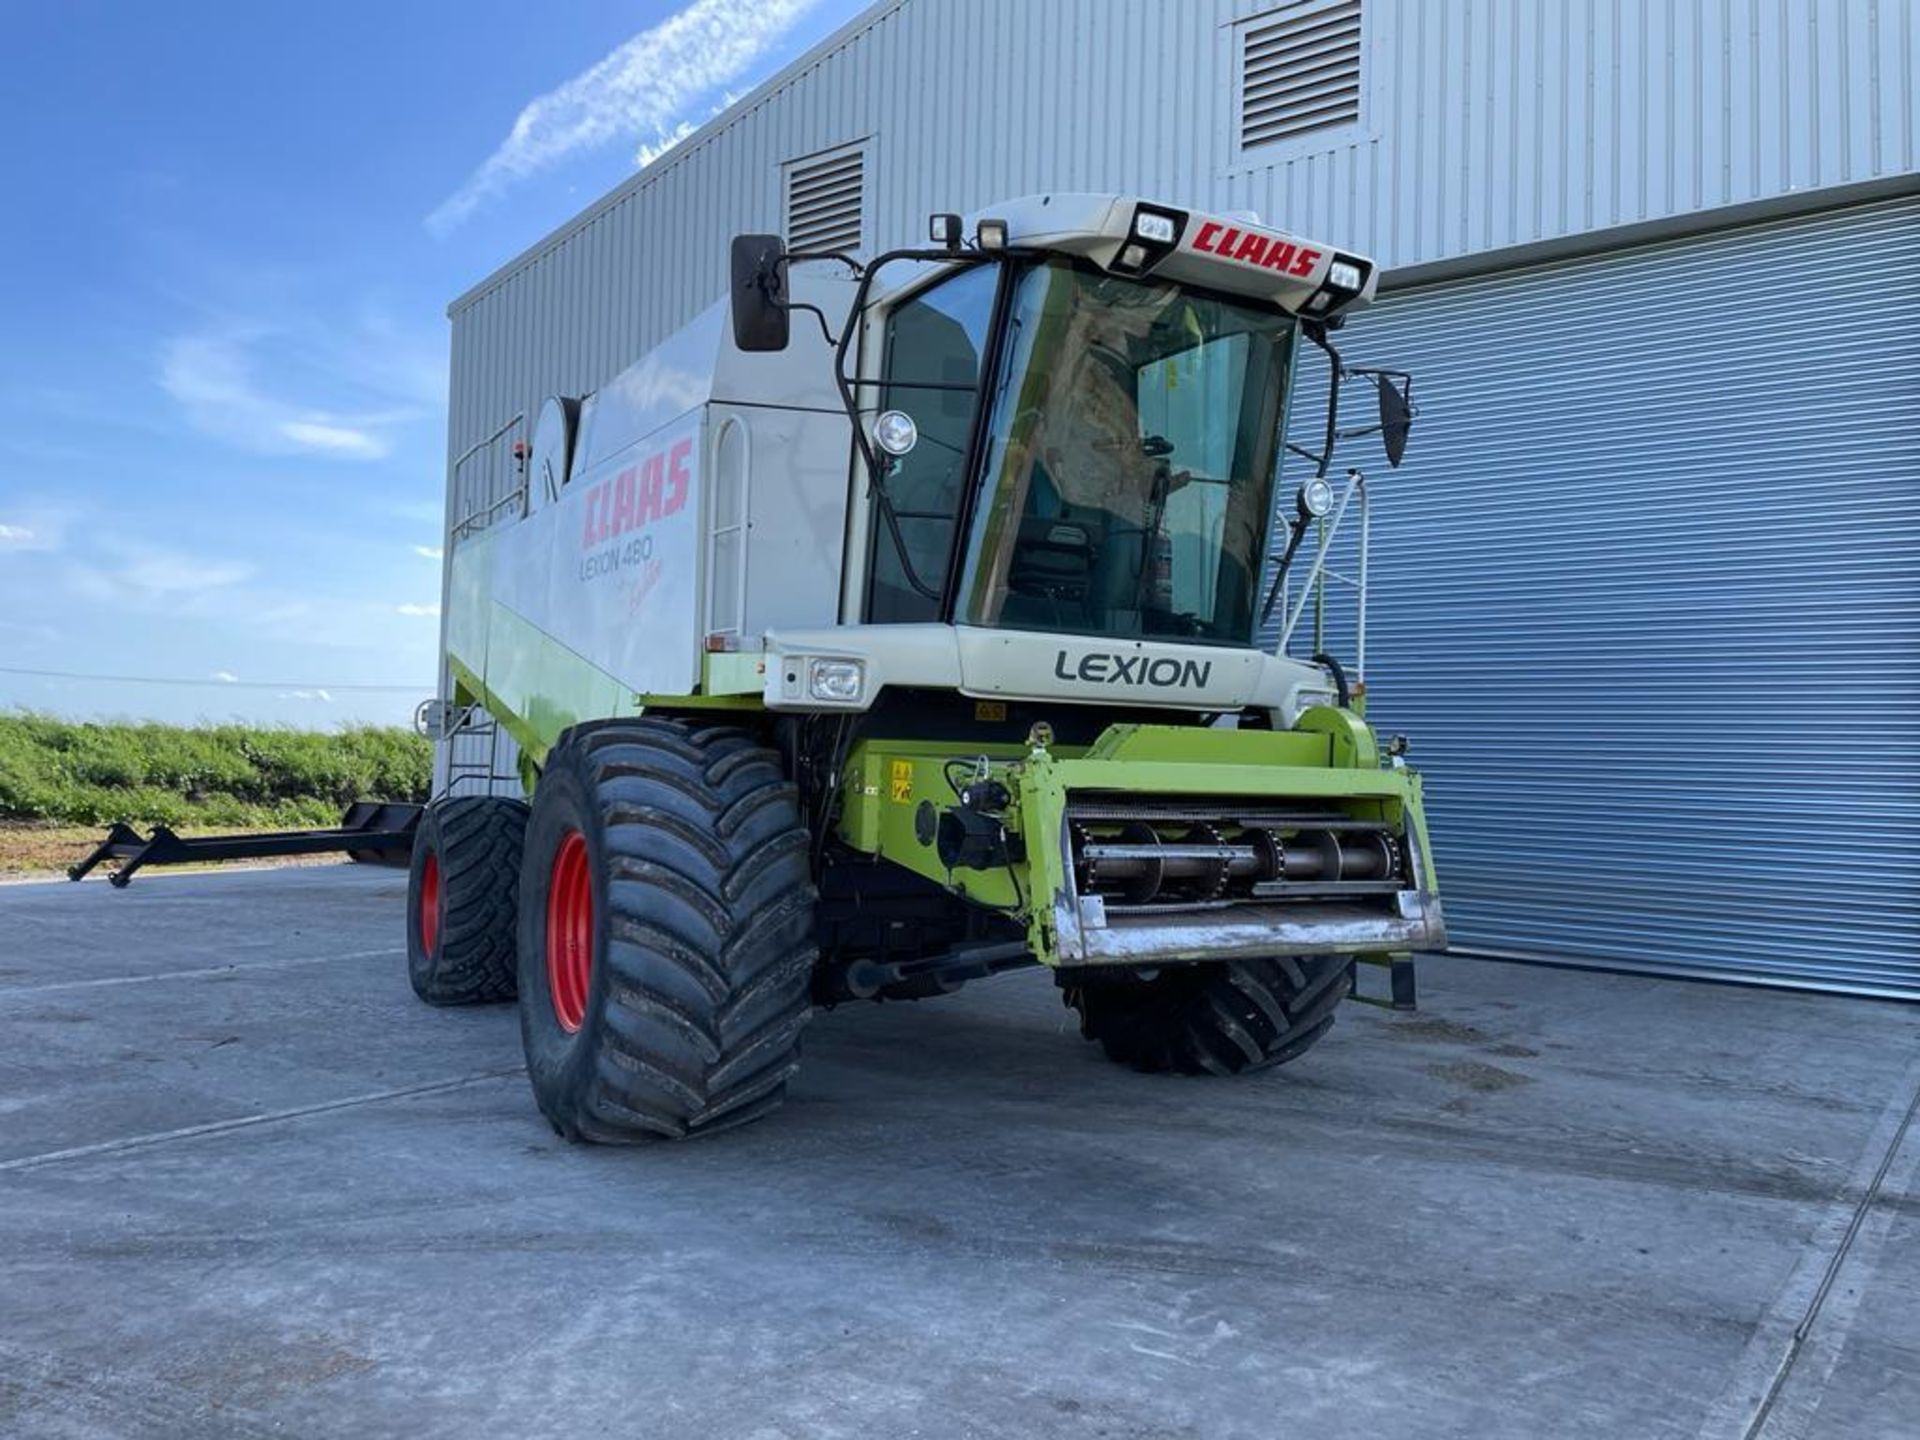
[545,829,593,1032]
[418,851,441,956]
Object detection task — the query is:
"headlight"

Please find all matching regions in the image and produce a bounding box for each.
[1327,259,1364,290]
[1133,211,1177,244]
[1298,477,1335,517]
[807,658,865,703]
[873,410,918,457]
[1292,688,1339,714]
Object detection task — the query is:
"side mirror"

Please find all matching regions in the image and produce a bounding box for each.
[729,234,790,352]
[1377,375,1413,467]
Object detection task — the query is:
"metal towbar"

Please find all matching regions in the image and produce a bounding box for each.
[68,801,423,888]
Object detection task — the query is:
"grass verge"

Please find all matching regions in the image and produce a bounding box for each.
[0,713,432,831]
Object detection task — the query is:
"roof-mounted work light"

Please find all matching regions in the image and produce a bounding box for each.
[975,218,1009,251]
[1133,211,1178,244]
[928,213,963,250]
[1110,203,1186,276]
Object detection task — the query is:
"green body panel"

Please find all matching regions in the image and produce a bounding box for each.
[448,521,761,763]
[700,651,768,695]
[448,602,638,771]
[449,525,769,769]
[835,710,1437,966]
[837,740,1037,910]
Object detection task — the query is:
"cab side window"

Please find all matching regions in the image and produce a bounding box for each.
[865,264,998,623]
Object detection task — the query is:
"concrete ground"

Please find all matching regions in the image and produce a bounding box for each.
[0,866,1916,1440]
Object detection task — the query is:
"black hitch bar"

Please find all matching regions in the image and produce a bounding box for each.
[68,801,423,888]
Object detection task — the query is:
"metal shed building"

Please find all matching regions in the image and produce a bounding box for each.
[441,0,1920,997]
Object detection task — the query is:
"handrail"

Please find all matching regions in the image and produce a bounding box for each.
[1277,468,1370,680]
[451,411,525,471]
[451,485,529,541]
[447,411,528,543]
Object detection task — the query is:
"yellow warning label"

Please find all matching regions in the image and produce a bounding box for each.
[974,700,1009,723]
[889,759,914,803]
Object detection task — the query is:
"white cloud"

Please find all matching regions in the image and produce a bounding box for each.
[636,119,700,168]
[0,512,68,553]
[396,602,440,617]
[159,331,415,461]
[411,544,444,561]
[115,548,254,595]
[210,670,240,683]
[280,689,334,702]
[280,420,385,458]
[63,540,255,609]
[110,549,255,599]
[426,0,820,233]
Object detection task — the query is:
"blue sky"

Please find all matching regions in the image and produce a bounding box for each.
[0,0,866,729]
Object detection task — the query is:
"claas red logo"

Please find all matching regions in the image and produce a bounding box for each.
[1189,221,1322,279]
[580,436,693,549]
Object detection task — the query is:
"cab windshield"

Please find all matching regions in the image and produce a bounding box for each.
[958,260,1295,646]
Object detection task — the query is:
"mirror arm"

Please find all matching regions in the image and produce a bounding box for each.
[1301,319,1345,483]
[868,470,947,602]
[827,249,999,607]
[1261,320,1346,626]
[788,300,837,348]
[1259,513,1314,626]
[784,250,866,276]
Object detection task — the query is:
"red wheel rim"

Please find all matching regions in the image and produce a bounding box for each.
[418,851,441,956]
[545,829,593,1033]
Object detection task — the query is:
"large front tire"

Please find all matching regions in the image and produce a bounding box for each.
[516,719,817,1143]
[406,796,527,1005]
[1060,957,1352,1075]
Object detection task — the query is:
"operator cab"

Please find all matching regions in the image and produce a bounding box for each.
[729,193,1410,677]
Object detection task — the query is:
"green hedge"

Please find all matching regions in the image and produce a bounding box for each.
[0,713,432,827]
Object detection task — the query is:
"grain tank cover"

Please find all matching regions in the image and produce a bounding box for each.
[445,274,855,730]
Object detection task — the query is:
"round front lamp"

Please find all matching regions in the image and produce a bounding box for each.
[873,410,920,457]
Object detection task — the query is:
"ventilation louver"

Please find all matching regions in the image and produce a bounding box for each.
[785,146,866,253]
[1242,2,1363,151]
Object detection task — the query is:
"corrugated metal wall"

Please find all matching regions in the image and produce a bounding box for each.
[1342,194,1920,997]
[445,0,1920,477]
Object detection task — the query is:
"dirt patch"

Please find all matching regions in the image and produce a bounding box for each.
[1429,1059,1533,1093]
[1484,1041,1541,1059]
[1380,1016,1490,1046]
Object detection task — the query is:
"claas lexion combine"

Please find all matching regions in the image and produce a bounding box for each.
[410,193,1445,1142]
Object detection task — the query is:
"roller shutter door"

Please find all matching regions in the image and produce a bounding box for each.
[1331,195,1920,998]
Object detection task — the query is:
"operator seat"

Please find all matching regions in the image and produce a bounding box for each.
[1001,460,1096,629]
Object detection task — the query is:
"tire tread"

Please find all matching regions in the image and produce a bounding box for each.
[1062,956,1353,1076]
[409,796,527,1006]
[522,719,816,1143]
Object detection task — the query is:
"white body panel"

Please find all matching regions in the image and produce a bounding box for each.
[761,623,1341,724]
[447,276,857,707]
[502,410,705,694]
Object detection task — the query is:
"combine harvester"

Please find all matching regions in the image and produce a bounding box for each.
[413,194,1445,1142]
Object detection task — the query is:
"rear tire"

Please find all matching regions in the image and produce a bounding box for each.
[407,796,528,1005]
[516,719,817,1143]
[1060,957,1351,1075]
